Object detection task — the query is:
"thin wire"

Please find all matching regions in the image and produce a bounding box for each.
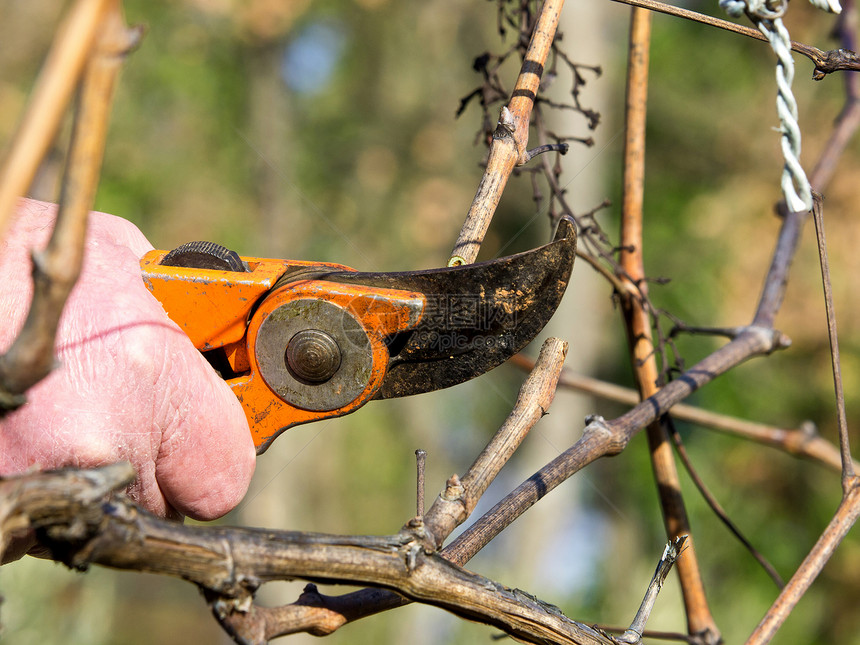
[811,198,855,487]
[719,0,841,212]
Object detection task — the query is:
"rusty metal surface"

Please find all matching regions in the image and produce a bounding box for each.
[255,299,373,412]
[318,216,577,399]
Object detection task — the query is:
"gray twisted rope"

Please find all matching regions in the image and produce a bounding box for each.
[720,0,841,212]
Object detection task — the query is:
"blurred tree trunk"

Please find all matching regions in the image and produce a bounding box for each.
[245,41,303,258]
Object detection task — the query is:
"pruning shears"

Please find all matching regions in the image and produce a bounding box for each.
[140,217,576,454]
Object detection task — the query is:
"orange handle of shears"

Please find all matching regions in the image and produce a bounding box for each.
[141,250,425,453]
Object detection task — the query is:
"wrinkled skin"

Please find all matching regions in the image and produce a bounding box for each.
[0,199,255,548]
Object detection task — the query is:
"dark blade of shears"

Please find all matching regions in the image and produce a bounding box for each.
[318,215,576,399]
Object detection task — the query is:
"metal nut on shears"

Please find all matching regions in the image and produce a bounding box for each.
[255,299,373,413]
[285,329,342,384]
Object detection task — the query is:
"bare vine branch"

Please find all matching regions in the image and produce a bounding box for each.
[424,336,568,547]
[616,536,688,644]
[3,465,616,645]
[445,326,789,565]
[0,0,115,237]
[2,1,860,643]
[745,479,860,644]
[810,198,856,490]
[666,420,785,590]
[617,7,718,640]
[510,353,857,474]
[450,0,564,265]
[0,1,141,408]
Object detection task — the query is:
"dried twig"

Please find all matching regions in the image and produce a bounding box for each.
[0,1,141,408]
[615,536,688,644]
[745,480,860,644]
[666,420,785,590]
[414,449,427,517]
[0,0,115,237]
[810,198,856,489]
[449,0,564,265]
[424,337,568,548]
[616,7,718,640]
[810,0,860,187]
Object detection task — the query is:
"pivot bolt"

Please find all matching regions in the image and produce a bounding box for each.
[285,329,342,383]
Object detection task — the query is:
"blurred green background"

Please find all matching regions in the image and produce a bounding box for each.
[1,0,859,643]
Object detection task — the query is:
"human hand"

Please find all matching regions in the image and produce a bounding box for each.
[0,199,255,530]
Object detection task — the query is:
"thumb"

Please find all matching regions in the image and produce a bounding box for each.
[152,334,256,520]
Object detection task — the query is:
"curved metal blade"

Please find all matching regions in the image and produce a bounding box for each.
[318,216,576,399]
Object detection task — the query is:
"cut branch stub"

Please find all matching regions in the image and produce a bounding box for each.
[424,336,568,549]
